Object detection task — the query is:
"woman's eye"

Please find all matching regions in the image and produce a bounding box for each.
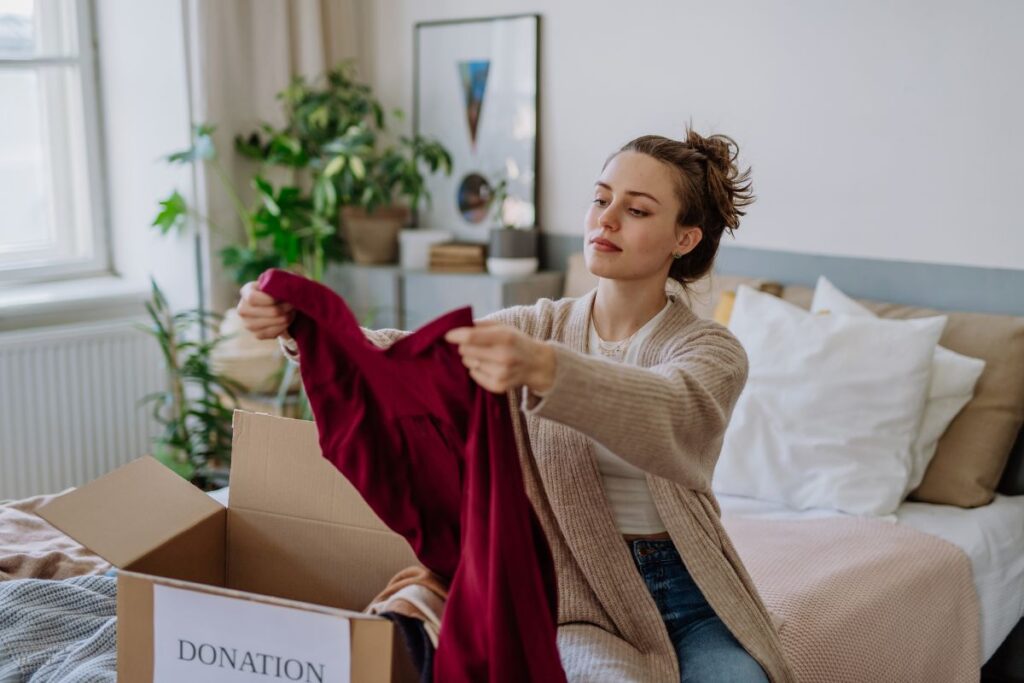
[592,198,647,217]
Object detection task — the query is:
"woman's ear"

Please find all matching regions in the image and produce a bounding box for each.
[676,226,703,255]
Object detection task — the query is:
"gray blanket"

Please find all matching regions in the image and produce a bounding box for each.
[0,575,116,683]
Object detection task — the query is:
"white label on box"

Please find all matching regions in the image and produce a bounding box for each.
[152,584,350,683]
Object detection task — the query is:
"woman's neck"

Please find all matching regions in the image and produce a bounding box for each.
[592,277,669,341]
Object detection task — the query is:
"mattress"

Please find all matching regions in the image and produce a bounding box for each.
[718,492,1024,662]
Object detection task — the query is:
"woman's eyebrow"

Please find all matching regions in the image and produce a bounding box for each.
[594,181,661,205]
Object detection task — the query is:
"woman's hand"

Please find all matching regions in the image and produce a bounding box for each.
[237,281,296,340]
[444,321,556,394]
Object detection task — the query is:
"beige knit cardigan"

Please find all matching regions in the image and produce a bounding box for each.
[284,287,796,682]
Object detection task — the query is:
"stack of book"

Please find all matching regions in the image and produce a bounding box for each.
[428,242,487,272]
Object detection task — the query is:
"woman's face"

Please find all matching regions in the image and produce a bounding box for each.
[584,151,700,282]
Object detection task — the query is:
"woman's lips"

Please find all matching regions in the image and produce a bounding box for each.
[590,238,622,252]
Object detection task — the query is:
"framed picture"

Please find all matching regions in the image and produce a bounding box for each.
[414,14,539,242]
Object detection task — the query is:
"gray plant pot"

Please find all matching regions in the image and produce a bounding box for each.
[488,227,538,258]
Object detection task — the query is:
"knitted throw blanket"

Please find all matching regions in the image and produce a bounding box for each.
[0,575,117,682]
[721,514,981,683]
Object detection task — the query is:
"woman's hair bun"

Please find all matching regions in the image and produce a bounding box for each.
[681,125,752,236]
[613,125,755,288]
[683,129,735,176]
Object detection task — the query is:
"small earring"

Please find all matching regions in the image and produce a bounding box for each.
[672,251,683,260]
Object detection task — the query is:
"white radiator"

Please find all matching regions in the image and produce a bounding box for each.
[0,318,165,500]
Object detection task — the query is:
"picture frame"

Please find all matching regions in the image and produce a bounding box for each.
[413,14,540,242]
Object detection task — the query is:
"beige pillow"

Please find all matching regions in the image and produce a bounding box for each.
[685,274,782,320]
[781,285,1024,508]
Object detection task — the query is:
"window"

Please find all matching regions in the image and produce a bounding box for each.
[0,0,107,283]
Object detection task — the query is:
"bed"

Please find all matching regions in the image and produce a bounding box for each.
[571,255,1024,680]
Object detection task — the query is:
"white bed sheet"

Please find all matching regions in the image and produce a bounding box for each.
[718,492,1024,662]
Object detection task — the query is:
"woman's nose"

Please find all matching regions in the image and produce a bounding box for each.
[599,204,621,231]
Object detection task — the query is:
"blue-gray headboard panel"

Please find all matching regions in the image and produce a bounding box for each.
[716,245,1024,317]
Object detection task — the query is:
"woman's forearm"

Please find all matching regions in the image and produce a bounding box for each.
[520,328,748,491]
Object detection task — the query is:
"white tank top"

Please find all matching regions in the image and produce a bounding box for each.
[587,296,673,534]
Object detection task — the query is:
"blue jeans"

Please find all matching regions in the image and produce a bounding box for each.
[628,538,770,683]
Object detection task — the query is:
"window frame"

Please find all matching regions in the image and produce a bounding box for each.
[0,0,111,285]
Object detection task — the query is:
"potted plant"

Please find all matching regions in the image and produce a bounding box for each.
[485,176,540,276]
[137,278,242,489]
[153,125,311,404]
[154,123,334,285]
[236,61,454,265]
[150,62,443,426]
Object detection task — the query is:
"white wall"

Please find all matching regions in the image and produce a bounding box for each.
[361,0,1024,271]
[94,0,201,313]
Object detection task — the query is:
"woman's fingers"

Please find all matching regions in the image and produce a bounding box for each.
[444,327,472,345]
[246,315,292,331]
[255,319,292,338]
[240,306,294,341]
[468,366,502,393]
[239,300,291,319]
[239,282,293,312]
[444,324,513,346]
[240,281,275,305]
[252,326,288,340]
[238,283,292,323]
[461,354,486,371]
[457,344,517,368]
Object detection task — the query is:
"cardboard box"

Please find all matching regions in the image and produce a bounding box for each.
[38,410,422,683]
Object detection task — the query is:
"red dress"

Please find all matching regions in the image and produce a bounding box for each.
[257,269,566,683]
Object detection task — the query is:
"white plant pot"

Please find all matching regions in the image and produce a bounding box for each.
[486,257,539,277]
[210,308,302,394]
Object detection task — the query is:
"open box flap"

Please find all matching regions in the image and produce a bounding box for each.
[229,410,392,532]
[37,455,224,568]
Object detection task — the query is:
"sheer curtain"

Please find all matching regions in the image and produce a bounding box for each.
[181,0,366,313]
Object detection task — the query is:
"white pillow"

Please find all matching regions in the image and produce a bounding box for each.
[810,276,985,498]
[712,285,947,516]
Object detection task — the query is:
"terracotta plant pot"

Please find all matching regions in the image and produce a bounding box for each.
[341,205,410,264]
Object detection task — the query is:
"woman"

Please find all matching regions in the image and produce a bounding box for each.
[238,128,794,682]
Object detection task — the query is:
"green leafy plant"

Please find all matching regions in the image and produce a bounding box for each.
[152,61,452,286]
[137,278,243,489]
[236,60,453,226]
[145,62,449,437]
[152,124,295,284]
[488,177,512,229]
